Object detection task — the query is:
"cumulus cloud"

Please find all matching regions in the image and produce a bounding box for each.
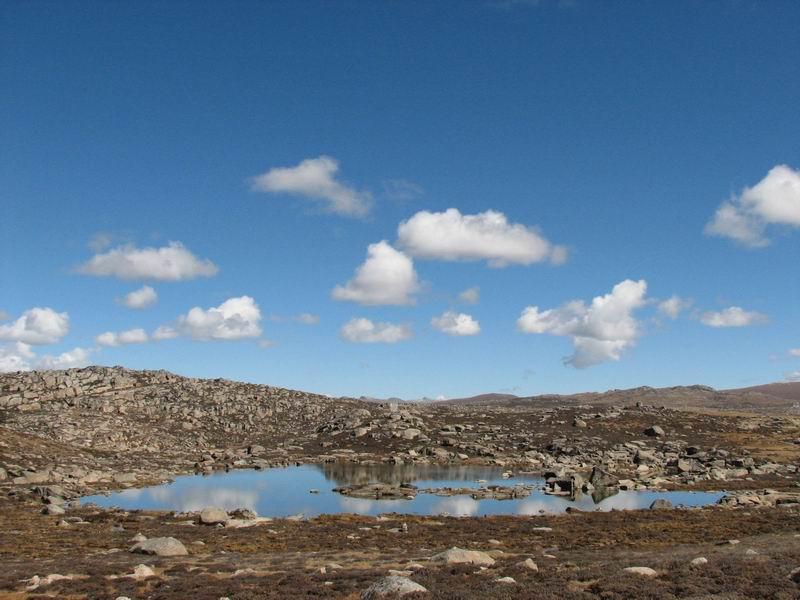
[0,342,93,373]
[0,342,35,372]
[0,307,69,345]
[699,307,768,328]
[251,155,371,217]
[340,318,412,344]
[121,285,157,309]
[705,164,800,247]
[517,279,648,368]
[657,295,691,319]
[431,311,481,336]
[95,328,149,347]
[78,242,218,281]
[175,296,263,341]
[458,286,480,304]
[152,325,179,340]
[36,347,92,370]
[397,208,567,267]
[332,241,420,306]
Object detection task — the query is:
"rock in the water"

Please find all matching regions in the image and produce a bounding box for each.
[588,467,619,489]
[199,507,229,525]
[430,547,495,566]
[130,537,188,557]
[649,499,673,510]
[623,566,658,577]
[361,576,427,598]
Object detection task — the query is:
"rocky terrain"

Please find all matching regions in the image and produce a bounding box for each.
[1,366,800,598]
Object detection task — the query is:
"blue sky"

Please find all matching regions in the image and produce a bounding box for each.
[2,1,799,398]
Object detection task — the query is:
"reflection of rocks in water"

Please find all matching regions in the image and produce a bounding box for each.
[590,485,619,503]
[317,463,504,487]
[422,484,533,500]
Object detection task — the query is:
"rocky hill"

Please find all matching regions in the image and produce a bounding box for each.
[441,384,800,413]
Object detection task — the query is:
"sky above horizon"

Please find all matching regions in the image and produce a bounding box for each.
[2,1,799,399]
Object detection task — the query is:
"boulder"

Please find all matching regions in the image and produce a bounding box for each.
[517,558,539,572]
[199,507,229,525]
[649,499,673,510]
[644,425,665,437]
[430,547,495,566]
[362,576,427,598]
[588,467,619,488]
[130,537,188,557]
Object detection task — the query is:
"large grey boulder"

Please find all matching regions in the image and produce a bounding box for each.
[199,506,229,525]
[130,537,188,557]
[362,576,427,598]
[430,547,495,566]
[649,498,673,510]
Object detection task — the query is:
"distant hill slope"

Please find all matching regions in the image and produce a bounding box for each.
[726,381,800,403]
[441,383,800,413]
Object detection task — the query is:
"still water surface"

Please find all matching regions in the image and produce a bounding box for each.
[82,464,724,517]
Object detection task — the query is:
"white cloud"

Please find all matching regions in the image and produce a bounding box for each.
[121,285,157,309]
[176,296,263,341]
[0,307,69,345]
[251,155,371,217]
[95,328,149,347]
[332,241,420,306]
[78,241,219,281]
[789,348,800,357]
[699,306,768,328]
[458,286,480,304]
[657,295,691,319]
[517,279,648,368]
[431,311,481,336]
[294,313,320,325]
[0,342,92,373]
[0,342,34,373]
[152,325,179,340]
[397,208,567,267]
[340,318,412,344]
[785,370,800,382]
[36,347,92,370]
[705,164,800,247]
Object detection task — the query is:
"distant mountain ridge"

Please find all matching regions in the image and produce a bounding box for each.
[440,382,800,413]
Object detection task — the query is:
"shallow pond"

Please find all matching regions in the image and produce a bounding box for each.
[82,464,724,517]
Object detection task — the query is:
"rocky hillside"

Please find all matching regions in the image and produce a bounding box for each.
[0,366,369,457]
[443,384,800,413]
